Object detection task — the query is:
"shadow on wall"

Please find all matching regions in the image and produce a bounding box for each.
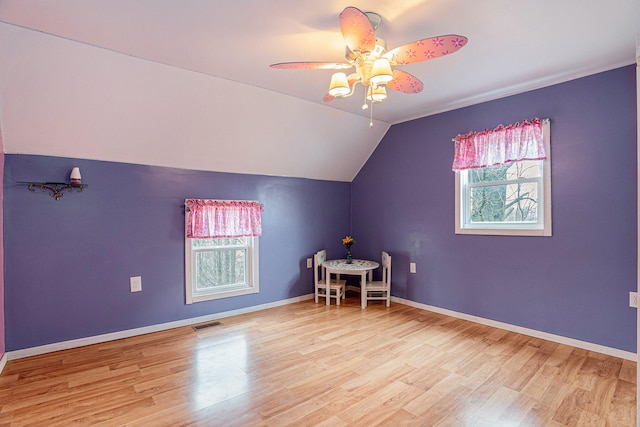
[387,251,410,300]
[293,256,314,296]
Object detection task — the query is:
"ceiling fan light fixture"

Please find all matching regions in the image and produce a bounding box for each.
[367,85,387,102]
[370,58,393,86]
[270,6,467,127]
[328,72,350,97]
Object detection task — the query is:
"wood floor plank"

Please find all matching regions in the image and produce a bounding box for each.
[608,378,636,425]
[337,380,423,425]
[0,295,635,426]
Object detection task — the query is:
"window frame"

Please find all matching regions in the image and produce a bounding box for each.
[455,120,552,236]
[185,233,259,304]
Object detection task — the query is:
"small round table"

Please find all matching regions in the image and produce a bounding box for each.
[323,259,379,308]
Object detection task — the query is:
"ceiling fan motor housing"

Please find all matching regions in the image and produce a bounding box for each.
[349,38,387,87]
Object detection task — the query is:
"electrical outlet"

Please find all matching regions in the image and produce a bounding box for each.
[410,262,416,273]
[130,276,142,292]
[630,291,638,308]
[307,258,312,269]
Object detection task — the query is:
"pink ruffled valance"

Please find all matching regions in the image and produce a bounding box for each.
[452,118,546,172]
[186,199,263,238]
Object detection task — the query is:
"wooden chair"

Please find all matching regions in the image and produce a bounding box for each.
[365,251,391,307]
[314,249,346,305]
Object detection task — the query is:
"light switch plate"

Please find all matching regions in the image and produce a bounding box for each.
[307,258,312,269]
[410,263,416,273]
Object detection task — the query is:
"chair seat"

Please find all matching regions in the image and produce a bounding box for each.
[316,279,346,303]
[365,281,389,299]
[316,279,346,293]
[364,251,391,307]
[317,278,346,288]
[366,281,388,291]
[314,250,346,305]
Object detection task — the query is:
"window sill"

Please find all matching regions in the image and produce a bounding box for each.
[188,286,259,304]
[455,227,551,237]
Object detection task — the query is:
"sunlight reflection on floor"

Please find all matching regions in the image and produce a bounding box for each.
[191,333,250,410]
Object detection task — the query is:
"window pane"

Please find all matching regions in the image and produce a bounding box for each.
[470,160,541,183]
[195,249,246,290]
[455,120,550,236]
[470,182,539,223]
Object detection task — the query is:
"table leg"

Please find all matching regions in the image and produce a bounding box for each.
[326,268,330,306]
[361,272,367,309]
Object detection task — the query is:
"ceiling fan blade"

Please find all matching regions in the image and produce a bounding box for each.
[340,6,375,54]
[384,35,468,65]
[270,62,352,70]
[387,69,423,94]
[323,93,336,102]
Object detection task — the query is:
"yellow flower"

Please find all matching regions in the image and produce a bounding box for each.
[342,235,354,246]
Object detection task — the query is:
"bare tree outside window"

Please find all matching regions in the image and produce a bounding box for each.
[192,238,247,290]
[467,160,541,224]
[186,234,258,303]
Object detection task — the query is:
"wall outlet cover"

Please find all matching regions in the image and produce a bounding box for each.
[630,291,638,308]
[130,276,142,292]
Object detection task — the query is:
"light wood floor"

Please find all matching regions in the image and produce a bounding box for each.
[0,295,636,426]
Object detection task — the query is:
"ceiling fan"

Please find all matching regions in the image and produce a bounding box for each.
[270,6,468,126]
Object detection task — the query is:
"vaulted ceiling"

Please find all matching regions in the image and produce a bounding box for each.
[0,1,637,181]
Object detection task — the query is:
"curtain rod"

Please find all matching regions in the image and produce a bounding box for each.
[451,118,550,142]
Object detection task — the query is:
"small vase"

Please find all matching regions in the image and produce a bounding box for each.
[346,250,353,264]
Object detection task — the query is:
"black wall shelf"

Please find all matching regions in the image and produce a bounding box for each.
[18,181,88,201]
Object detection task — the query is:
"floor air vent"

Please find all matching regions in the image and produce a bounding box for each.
[192,321,223,331]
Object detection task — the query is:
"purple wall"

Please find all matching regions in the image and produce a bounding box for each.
[352,65,637,352]
[0,129,4,359]
[3,66,636,354]
[3,157,350,351]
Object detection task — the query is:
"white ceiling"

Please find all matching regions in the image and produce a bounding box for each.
[0,1,637,181]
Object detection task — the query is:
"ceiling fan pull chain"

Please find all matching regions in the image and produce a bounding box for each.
[362,87,368,110]
[369,98,374,128]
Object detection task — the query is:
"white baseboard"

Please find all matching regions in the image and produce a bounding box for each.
[392,296,637,361]
[5,293,635,363]
[0,352,7,375]
[6,294,314,361]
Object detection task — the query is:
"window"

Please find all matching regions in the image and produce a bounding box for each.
[185,235,259,303]
[184,199,262,303]
[454,119,551,236]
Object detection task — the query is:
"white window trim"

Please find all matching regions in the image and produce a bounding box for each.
[455,119,552,237]
[185,233,259,305]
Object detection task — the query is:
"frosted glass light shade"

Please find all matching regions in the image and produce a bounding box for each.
[328,73,350,97]
[367,85,387,102]
[370,58,393,85]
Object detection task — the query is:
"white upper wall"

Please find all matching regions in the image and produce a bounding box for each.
[0,24,389,182]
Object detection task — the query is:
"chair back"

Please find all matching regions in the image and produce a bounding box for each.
[381,251,391,286]
[314,250,327,285]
